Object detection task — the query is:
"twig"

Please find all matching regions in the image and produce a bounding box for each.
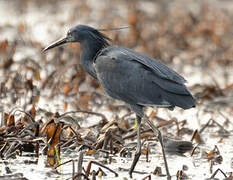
[142,175,151,180]
[77,151,84,180]
[86,161,118,177]
[54,159,73,169]
[12,109,34,123]
[199,119,212,134]
[209,168,227,179]
[72,160,75,179]
[118,167,148,175]
[190,144,199,157]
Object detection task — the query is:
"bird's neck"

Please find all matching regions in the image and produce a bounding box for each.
[81,41,106,79]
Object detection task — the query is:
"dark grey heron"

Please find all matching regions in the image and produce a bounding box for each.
[44,24,196,178]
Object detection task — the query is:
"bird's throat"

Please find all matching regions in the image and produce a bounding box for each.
[80,42,103,79]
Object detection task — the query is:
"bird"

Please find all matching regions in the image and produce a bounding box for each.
[43,24,196,178]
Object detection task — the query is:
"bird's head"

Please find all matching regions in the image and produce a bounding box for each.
[43,24,110,52]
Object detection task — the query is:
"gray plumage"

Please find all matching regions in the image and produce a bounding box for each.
[95,45,195,116]
[44,24,196,178]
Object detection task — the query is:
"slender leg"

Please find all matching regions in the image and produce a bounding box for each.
[143,117,171,179]
[129,115,142,178]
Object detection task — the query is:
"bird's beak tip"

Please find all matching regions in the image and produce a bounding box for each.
[42,37,68,53]
[42,47,49,52]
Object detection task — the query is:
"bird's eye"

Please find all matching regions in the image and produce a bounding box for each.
[67,31,72,37]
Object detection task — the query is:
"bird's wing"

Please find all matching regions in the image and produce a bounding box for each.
[95,52,195,110]
[104,46,187,84]
[94,54,169,106]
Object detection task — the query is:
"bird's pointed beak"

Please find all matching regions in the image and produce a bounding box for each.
[43,37,69,52]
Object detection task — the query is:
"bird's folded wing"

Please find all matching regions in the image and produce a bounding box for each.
[114,46,187,84]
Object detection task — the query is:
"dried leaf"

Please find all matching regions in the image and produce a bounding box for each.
[148,110,156,120]
[35,71,41,81]
[218,137,224,143]
[141,149,148,155]
[86,149,96,155]
[0,39,8,55]
[40,118,54,135]
[63,84,69,96]
[64,102,68,111]
[191,130,202,144]
[47,123,62,166]
[34,96,40,104]
[7,115,15,127]
[206,150,215,159]
[30,105,36,120]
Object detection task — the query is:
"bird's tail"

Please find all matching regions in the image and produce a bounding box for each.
[164,92,196,110]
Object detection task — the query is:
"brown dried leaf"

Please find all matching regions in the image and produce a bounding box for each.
[40,118,54,135]
[0,39,8,55]
[64,102,68,111]
[34,96,40,104]
[128,11,137,27]
[53,124,62,145]
[63,84,70,96]
[30,105,36,120]
[47,123,62,166]
[141,149,148,155]
[97,86,104,92]
[191,130,202,144]
[47,154,56,166]
[7,115,15,127]
[206,150,215,159]
[148,110,156,120]
[35,71,41,81]
[77,135,83,141]
[86,149,96,155]
[218,138,224,143]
